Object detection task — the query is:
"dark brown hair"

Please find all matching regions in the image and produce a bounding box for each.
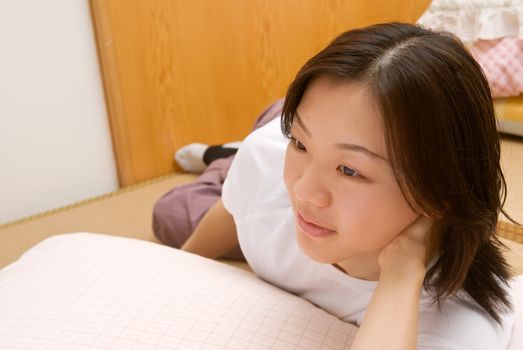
[282,22,515,322]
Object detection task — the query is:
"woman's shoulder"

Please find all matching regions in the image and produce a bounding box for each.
[229,117,287,174]
[242,117,287,153]
[222,117,289,216]
[417,291,513,349]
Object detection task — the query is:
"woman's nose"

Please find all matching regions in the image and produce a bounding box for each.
[292,169,331,208]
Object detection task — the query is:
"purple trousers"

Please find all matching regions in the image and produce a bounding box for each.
[152,99,284,260]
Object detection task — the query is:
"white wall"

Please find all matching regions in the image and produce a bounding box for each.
[0,0,118,224]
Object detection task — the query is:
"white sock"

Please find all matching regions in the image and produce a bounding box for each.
[174,143,208,173]
[223,141,242,149]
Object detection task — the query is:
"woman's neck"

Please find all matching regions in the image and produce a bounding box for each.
[336,252,381,281]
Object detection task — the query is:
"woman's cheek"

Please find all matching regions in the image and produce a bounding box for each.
[283,146,300,191]
[361,189,418,245]
[335,187,408,247]
[336,191,377,234]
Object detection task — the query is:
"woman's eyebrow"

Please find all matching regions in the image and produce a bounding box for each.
[335,143,388,161]
[294,111,388,162]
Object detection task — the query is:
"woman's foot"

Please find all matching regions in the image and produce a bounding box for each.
[175,142,242,173]
[175,143,208,173]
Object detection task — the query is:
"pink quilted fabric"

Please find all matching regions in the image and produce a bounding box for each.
[471,37,523,98]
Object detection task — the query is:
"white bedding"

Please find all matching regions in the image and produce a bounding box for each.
[0,233,521,349]
[0,233,357,349]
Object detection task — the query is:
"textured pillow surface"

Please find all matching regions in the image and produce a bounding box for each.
[0,233,357,349]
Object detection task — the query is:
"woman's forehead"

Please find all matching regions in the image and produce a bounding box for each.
[296,77,386,157]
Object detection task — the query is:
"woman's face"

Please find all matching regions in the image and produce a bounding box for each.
[283,77,419,271]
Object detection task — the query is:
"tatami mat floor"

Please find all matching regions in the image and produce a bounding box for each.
[501,135,523,223]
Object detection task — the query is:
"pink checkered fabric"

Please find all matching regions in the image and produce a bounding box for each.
[471,37,523,98]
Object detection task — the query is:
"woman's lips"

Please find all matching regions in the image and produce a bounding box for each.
[296,212,336,238]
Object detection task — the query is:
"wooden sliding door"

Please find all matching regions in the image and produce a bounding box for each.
[89,0,430,186]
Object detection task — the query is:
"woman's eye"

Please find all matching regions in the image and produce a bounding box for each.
[290,137,306,151]
[337,165,359,177]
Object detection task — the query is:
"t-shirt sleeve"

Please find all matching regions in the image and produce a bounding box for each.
[222,117,289,218]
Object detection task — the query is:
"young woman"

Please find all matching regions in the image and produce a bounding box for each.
[180,22,515,349]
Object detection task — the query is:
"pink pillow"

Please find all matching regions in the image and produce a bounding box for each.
[471,37,523,98]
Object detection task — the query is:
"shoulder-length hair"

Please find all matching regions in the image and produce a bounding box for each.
[281,22,515,323]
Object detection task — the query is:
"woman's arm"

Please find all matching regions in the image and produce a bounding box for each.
[350,268,425,350]
[181,199,239,259]
[350,216,431,350]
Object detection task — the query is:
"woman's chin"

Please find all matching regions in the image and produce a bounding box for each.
[295,229,339,264]
[295,227,372,265]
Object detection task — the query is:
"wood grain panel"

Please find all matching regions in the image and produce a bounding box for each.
[90,0,430,186]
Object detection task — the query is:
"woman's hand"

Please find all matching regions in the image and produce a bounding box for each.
[351,216,434,350]
[378,215,433,284]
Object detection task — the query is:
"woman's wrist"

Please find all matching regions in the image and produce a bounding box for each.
[378,263,426,289]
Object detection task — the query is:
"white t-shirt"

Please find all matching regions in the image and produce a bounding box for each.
[222,117,514,349]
